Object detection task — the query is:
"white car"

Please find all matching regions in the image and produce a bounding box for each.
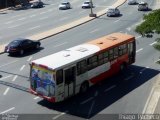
[106,7,120,17]
[127,0,137,5]
[59,2,71,10]
[138,2,149,11]
[82,1,93,8]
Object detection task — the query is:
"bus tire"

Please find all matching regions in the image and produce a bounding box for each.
[80,81,89,93]
[120,62,127,71]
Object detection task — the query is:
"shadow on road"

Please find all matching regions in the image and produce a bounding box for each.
[37,65,159,119]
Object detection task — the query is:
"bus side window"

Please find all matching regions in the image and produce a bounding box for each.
[103,51,109,63]
[109,49,114,60]
[98,53,104,65]
[77,60,87,75]
[114,47,118,58]
[56,70,63,85]
[119,44,127,56]
[87,55,98,70]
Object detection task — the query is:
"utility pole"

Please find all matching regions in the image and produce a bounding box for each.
[89,0,96,17]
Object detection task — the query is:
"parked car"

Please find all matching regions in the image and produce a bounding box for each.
[82,1,93,8]
[31,1,44,8]
[138,2,149,11]
[106,7,120,17]
[59,2,71,10]
[4,38,41,55]
[127,0,137,5]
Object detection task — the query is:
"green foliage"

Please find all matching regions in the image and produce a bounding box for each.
[135,9,160,36]
[153,38,160,51]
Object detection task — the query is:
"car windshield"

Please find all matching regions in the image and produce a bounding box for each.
[108,9,114,12]
[9,40,21,46]
[61,3,67,5]
[84,2,90,4]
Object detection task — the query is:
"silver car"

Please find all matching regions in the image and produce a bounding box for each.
[82,1,93,8]
[138,2,149,11]
[106,7,120,17]
[59,2,71,10]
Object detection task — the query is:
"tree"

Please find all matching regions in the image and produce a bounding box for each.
[135,9,160,52]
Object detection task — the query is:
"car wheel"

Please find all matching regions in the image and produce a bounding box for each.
[20,50,24,55]
[80,82,89,93]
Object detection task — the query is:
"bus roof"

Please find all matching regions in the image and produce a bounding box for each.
[87,33,135,50]
[31,33,135,70]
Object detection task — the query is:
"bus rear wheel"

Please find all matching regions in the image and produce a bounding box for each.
[80,82,89,93]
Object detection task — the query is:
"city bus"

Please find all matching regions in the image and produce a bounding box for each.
[29,33,136,102]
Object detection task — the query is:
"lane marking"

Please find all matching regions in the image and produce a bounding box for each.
[140,66,149,74]
[40,11,47,14]
[126,27,131,31]
[34,96,40,100]
[80,97,94,105]
[136,48,143,53]
[104,85,116,92]
[0,107,15,114]
[0,60,18,68]
[12,75,18,82]
[52,111,67,120]
[54,42,67,47]
[0,75,12,80]
[87,100,95,118]
[136,35,141,39]
[20,65,26,71]
[28,26,40,30]
[79,11,86,14]
[40,16,49,20]
[47,9,53,12]
[124,75,134,81]
[8,24,20,29]
[60,17,69,21]
[5,21,13,24]
[18,17,26,21]
[114,19,120,23]
[90,29,99,33]
[27,56,32,61]
[3,87,10,95]
[149,41,157,46]
[29,14,36,18]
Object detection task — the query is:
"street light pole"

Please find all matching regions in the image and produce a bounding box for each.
[89,0,96,17]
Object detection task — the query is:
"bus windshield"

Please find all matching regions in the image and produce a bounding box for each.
[31,65,55,97]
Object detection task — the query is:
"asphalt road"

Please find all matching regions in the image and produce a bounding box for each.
[0,0,159,120]
[0,0,116,45]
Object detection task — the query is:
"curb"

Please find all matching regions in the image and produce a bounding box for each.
[0,0,127,54]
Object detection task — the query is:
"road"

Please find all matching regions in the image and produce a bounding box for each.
[0,0,116,45]
[0,0,159,120]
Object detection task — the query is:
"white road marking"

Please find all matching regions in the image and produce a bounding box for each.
[0,60,18,68]
[114,19,120,23]
[5,21,13,24]
[0,107,15,114]
[34,96,40,100]
[0,75,12,80]
[126,27,131,31]
[87,100,95,118]
[104,85,116,92]
[51,3,56,6]
[136,48,143,53]
[27,56,32,61]
[90,29,99,33]
[40,11,47,14]
[3,87,10,95]
[136,35,141,39]
[54,42,67,47]
[47,9,53,12]
[18,17,26,21]
[20,65,26,71]
[29,14,36,18]
[80,97,93,105]
[52,112,67,120]
[8,24,20,29]
[149,41,157,46]
[12,75,18,82]
[79,11,85,14]
[140,66,149,74]
[28,26,40,30]
[124,75,134,81]
[40,16,48,20]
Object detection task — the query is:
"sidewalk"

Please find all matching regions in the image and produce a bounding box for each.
[0,0,127,54]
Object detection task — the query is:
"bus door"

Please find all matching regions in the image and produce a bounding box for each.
[128,41,136,63]
[64,66,76,99]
